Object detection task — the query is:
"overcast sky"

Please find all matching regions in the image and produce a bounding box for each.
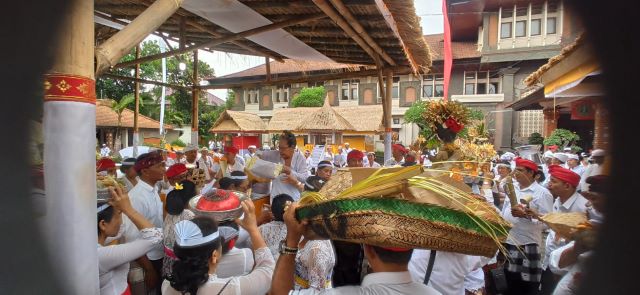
[168,0,445,99]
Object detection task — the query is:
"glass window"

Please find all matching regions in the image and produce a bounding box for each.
[422,85,433,98]
[516,7,527,17]
[516,21,526,37]
[351,88,358,100]
[531,19,541,36]
[465,83,475,95]
[477,83,487,94]
[501,22,512,38]
[434,85,444,97]
[284,91,288,102]
[502,9,513,18]
[531,4,543,15]
[392,86,399,98]
[488,83,498,94]
[393,118,400,124]
[423,75,434,82]
[341,88,349,100]
[547,17,557,34]
[275,92,280,102]
[547,1,558,13]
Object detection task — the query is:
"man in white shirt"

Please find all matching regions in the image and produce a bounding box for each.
[343,142,352,154]
[270,202,441,295]
[259,131,310,202]
[384,143,407,167]
[578,149,606,192]
[409,250,488,295]
[500,158,554,295]
[100,143,111,157]
[182,144,212,182]
[565,153,585,177]
[367,152,381,168]
[245,145,258,163]
[540,165,589,294]
[551,153,569,168]
[124,151,166,293]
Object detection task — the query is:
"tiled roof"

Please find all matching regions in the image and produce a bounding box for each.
[204,91,225,106]
[96,100,173,129]
[423,34,481,61]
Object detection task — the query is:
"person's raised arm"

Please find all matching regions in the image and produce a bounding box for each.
[109,186,153,231]
[270,202,307,295]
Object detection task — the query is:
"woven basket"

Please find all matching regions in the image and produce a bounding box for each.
[296,197,508,257]
[540,212,588,239]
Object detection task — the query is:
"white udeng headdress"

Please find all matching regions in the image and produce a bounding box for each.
[175,220,220,247]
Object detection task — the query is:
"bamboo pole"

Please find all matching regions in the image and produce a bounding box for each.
[265,57,271,82]
[377,68,391,163]
[191,50,199,145]
[43,0,98,293]
[102,73,189,90]
[179,16,186,50]
[328,0,396,66]
[133,45,140,157]
[112,14,326,69]
[200,66,412,90]
[95,0,185,74]
[312,0,382,66]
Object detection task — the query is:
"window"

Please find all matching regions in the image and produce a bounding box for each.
[516,7,527,17]
[423,85,433,98]
[463,71,501,95]
[515,21,526,37]
[393,118,400,124]
[434,85,444,97]
[275,91,280,103]
[531,19,541,36]
[547,17,557,34]
[283,91,288,102]
[465,83,475,95]
[341,80,350,100]
[500,22,512,39]
[502,9,513,18]
[351,88,358,100]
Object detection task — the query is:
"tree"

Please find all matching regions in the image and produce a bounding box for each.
[291,86,325,107]
[528,132,544,145]
[543,128,580,148]
[110,94,135,152]
[226,89,236,109]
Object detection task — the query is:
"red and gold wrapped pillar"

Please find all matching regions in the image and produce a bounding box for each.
[42,0,99,293]
[593,101,610,150]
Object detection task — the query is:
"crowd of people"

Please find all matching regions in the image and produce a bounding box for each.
[94,132,607,295]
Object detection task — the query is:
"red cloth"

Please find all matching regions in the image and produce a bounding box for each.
[347,149,364,161]
[549,145,559,152]
[515,157,538,172]
[444,117,464,133]
[392,144,408,154]
[381,246,412,252]
[96,158,116,172]
[134,151,163,173]
[225,146,239,155]
[549,165,581,187]
[166,163,187,179]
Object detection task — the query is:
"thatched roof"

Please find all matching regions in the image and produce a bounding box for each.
[210,110,267,133]
[524,34,586,86]
[95,0,431,70]
[268,105,383,133]
[296,99,354,131]
[96,100,173,129]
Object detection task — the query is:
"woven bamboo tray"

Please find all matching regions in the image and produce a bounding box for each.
[296,197,509,257]
[540,212,588,239]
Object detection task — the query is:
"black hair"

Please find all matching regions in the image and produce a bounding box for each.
[97,204,115,234]
[119,157,137,173]
[304,176,326,192]
[435,124,457,143]
[371,246,414,265]
[229,171,248,188]
[166,180,196,216]
[218,177,234,190]
[281,130,296,148]
[535,166,546,183]
[271,194,294,221]
[169,217,221,295]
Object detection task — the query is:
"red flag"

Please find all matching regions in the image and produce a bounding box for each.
[442,0,452,101]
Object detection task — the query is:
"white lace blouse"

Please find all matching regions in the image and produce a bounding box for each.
[98,227,163,295]
[161,247,275,295]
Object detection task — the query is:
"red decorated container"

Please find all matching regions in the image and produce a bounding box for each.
[189,189,247,222]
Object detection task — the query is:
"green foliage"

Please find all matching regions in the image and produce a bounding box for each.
[226,90,236,109]
[291,86,325,107]
[528,132,544,145]
[404,101,439,148]
[171,138,187,147]
[543,128,581,148]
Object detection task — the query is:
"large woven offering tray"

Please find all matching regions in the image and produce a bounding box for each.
[296,166,511,257]
[540,212,588,239]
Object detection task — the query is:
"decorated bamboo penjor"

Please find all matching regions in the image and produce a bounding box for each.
[295,165,511,257]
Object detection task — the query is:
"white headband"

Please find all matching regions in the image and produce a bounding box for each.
[97,203,111,213]
[175,220,220,247]
[317,163,333,169]
[229,175,248,180]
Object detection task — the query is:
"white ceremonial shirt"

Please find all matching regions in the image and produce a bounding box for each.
[124,180,164,260]
[217,247,255,279]
[384,158,404,167]
[261,150,310,202]
[290,271,441,295]
[369,161,381,168]
[549,242,592,295]
[501,181,554,246]
[570,165,585,177]
[409,249,488,295]
[578,163,602,192]
[543,192,589,270]
[99,227,162,295]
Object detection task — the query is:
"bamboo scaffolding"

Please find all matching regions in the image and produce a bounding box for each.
[102,73,190,90]
[95,0,185,74]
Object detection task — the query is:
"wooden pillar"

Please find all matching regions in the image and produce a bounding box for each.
[378,68,392,162]
[191,50,199,145]
[593,101,610,150]
[42,0,98,293]
[133,45,140,156]
[265,57,271,82]
[543,107,560,138]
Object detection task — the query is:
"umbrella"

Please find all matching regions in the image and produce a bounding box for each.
[118,146,152,159]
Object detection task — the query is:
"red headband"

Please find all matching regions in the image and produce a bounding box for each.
[166,163,188,179]
[392,144,408,154]
[225,146,239,154]
[347,149,364,161]
[515,157,538,172]
[134,151,164,173]
[96,158,116,172]
[549,165,581,187]
[381,246,412,252]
